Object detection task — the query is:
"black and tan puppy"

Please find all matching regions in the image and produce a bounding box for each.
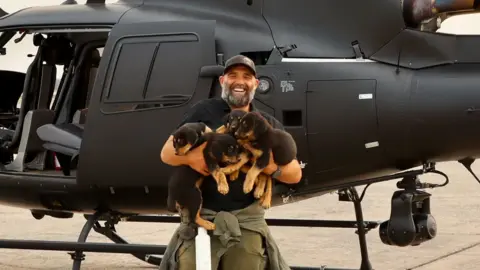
[202,132,250,194]
[168,122,215,230]
[234,111,297,202]
[167,124,246,231]
[172,122,212,156]
[215,110,250,180]
[167,166,215,231]
[216,110,248,135]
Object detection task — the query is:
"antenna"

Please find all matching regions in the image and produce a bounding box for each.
[0,8,7,17]
[61,0,78,4]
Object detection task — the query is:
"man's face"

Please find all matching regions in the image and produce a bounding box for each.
[219,65,259,108]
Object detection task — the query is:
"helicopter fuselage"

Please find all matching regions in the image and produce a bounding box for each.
[0,0,479,218]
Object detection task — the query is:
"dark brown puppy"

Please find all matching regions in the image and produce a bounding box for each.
[234,111,297,199]
[172,122,212,156]
[202,132,250,194]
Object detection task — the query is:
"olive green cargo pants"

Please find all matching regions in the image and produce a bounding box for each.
[176,228,268,270]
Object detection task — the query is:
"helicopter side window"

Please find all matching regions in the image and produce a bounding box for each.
[102,35,199,110]
[104,41,156,103]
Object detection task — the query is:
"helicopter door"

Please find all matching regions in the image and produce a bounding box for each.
[77,20,217,187]
[306,79,383,175]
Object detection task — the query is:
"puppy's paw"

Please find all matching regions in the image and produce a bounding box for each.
[203,221,216,231]
[260,197,271,209]
[196,218,216,231]
[229,170,240,181]
[254,184,265,198]
[243,175,256,194]
[217,181,229,195]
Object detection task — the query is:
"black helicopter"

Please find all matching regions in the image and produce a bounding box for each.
[0,0,479,269]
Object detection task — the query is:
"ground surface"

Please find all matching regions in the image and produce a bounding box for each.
[0,161,479,270]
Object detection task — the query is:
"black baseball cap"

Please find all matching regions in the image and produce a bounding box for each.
[223,55,256,76]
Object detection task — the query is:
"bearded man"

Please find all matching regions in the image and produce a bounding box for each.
[159,55,302,270]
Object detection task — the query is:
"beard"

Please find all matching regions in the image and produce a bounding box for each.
[221,81,255,108]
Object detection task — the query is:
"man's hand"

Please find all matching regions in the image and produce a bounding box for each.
[185,144,210,176]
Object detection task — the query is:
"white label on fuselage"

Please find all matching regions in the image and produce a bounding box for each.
[359,93,373,99]
[365,141,379,148]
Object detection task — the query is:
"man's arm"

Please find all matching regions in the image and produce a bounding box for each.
[160,102,206,167]
[262,115,303,184]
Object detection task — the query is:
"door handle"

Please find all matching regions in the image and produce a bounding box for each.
[199,65,224,77]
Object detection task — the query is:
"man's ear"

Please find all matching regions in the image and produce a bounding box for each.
[254,78,259,88]
[219,75,225,85]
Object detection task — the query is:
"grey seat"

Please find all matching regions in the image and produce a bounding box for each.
[36,123,83,176]
[37,123,83,151]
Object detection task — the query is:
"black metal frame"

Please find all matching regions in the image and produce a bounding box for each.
[0,162,452,270]
[0,187,378,270]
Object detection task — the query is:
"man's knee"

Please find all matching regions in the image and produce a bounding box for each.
[222,229,267,269]
[176,239,221,270]
[176,240,196,270]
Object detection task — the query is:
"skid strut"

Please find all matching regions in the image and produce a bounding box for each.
[346,187,373,270]
[70,211,101,270]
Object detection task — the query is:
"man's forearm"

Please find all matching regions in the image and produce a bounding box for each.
[263,159,302,184]
[276,159,302,184]
[160,135,190,166]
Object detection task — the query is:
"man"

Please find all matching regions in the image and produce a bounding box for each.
[159,55,302,270]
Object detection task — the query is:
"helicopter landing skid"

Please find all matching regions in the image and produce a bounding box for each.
[0,187,379,270]
[85,186,378,270]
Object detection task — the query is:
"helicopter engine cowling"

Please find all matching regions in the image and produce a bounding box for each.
[402,0,480,28]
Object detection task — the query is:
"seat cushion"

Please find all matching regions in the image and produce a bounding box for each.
[36,123,83,150]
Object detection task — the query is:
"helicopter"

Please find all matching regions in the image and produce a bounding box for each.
[0,0,479,269]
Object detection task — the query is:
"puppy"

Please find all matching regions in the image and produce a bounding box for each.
[234,111,297,198]
[172,122,212,156]
[167,166,215,231]
[202,132,250,194]
[216,110,248,135]
[216,110,250,180]
[168,122,215,230]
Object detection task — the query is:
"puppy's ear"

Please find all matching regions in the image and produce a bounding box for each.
[210,141,225,160]
[222,114,230,125]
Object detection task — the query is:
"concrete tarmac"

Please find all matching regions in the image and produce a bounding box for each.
[0,160,479,270]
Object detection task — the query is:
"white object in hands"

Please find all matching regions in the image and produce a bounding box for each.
[195,227,212,269]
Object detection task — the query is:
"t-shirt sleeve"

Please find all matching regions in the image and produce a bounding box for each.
[261,112,285,131]
[270,118,285,131]
[171,101,206,134]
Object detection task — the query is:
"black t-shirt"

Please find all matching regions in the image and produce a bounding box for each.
[172,97,285,212]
